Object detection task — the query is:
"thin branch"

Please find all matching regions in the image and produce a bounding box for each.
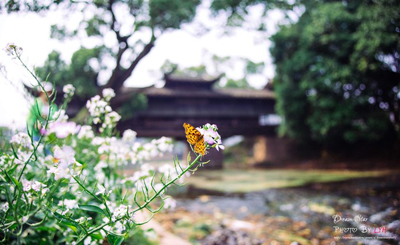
[76,154,202,244]
[106,38,155,92]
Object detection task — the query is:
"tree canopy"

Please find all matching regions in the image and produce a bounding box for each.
[270,0,400,148]
[2,0,287,119]
[4,0,400,150]
[3,0,201,119]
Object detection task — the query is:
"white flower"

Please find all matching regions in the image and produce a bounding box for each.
[59,199,78,209]
[84,236,94,245]
[49,146,75,180]
[114,221,124,233]
[47,122,80,138]
[23,180,46,192]
[52,109,69,122]
[47,166,64,180]
[214,138,225,151]
[122,129,137,142]
[92,137,105,145]
[104,111,121,126]
[31,181,46,192]
[86,95,108,118]
[4,43,23,57]
[54,146,76,167]
[93,117,101,124]
[1,202,9,212]
[113,205,129,220]
[94,161,108,171]
[10,132,31,149]
[197,123,225,151]
[63,84,75,98]
[95,171,106,183]
[22,180,32,192]
[158,164,179,179]
[97,144,110,154]
[102,88,115,101]
[197,127,217,144]
[77,125,94,139]
[152,137,173,153]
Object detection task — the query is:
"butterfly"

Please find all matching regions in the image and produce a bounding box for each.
[183,123,205,156]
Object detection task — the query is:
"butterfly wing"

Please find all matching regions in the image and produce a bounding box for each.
[183,123,202,145]
[194,135,206,156]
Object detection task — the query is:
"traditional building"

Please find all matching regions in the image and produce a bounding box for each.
[118,74,277,139]
[118,74,283,168]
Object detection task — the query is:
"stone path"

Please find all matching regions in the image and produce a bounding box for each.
[136,212,191,245]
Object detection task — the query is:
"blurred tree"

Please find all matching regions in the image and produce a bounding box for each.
[2,0,201,121]
[160,56,264,89]
[2,0,287,121]
[270,0,400,148]
[1,0,61,12]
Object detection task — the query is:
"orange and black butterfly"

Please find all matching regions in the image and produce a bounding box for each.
[183,123,205,156]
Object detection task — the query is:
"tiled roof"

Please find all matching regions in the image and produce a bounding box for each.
[164,74,220,83]
[122,86,275,99]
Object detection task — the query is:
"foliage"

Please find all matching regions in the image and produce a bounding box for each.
[0,127,12,154]
[270,0,400,148]
[116,93,148,120]
[0,45,224,244]
[36,49,104,99]
[161,56,264,89]
[4,0,202,120]
[0,0,64,13]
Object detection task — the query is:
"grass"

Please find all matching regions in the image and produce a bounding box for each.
[185,169,399,193]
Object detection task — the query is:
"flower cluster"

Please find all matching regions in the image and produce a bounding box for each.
[86,95,110,119]
[197,123,225,151]
[63,84,75,98]
[102,88,116,101]
[77,125,95,139]
[86,90,121,133]
[46,121,80,138]
[4,43,23,57]
[47,145,77,180]
[22,180,47,193]
[122,129,137,142]
[1,44,224,245]
[10,132,32,149]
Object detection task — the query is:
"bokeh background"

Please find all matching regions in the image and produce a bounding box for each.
[1,0,399,244]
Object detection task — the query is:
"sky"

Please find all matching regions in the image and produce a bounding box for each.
[0,2,285,128]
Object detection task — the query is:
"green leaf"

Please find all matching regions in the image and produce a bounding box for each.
[201,160,210,165]
[90,232,103,240]
[35,226,56,232]
[53,212,80,233]
[187,152,191,163]
[107,233,124,245]
[7,164,19,175]
[79,204,107,216]
[66,224,78,233]
[9,176,20,188]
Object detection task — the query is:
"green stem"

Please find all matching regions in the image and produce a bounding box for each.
[2,52,54,225]
[132,154,201,213]
[15,52,53,181]
[71,175,112,218]
[75,154,202,245]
